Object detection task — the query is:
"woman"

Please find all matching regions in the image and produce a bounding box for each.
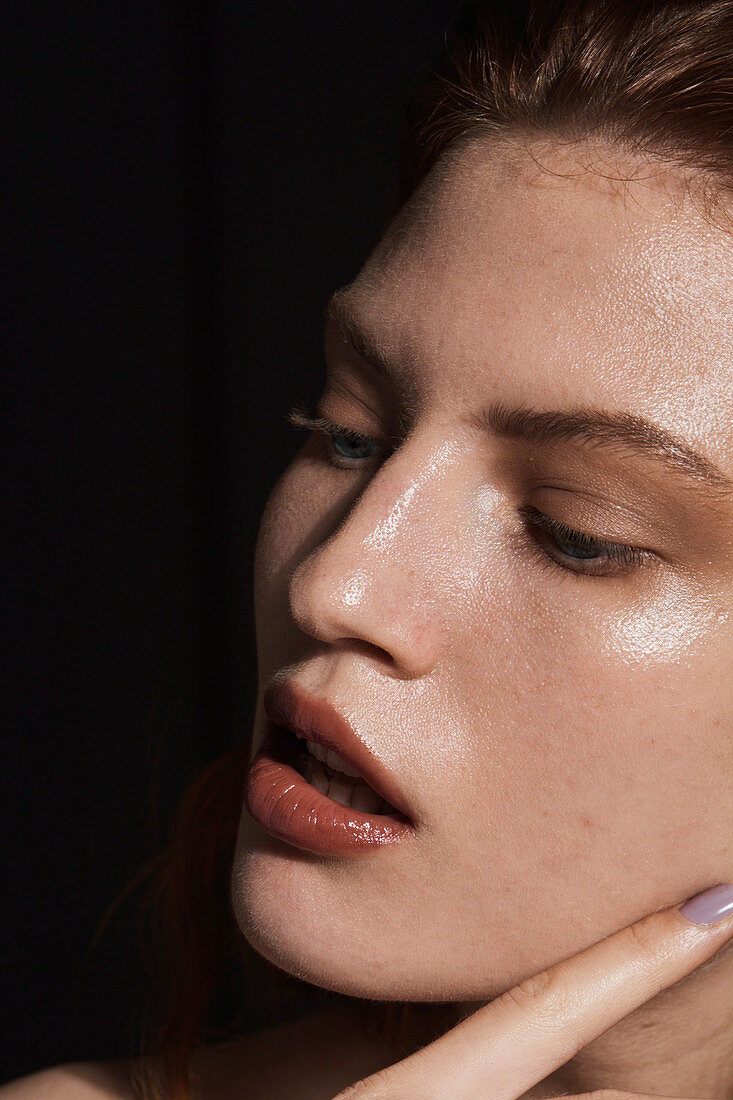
[4,0,732,1096]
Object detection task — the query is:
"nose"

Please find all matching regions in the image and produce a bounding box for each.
[288,436,459,679]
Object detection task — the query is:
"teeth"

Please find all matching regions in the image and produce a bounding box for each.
[299,757,391,815]
[327,777,354,806]
[306,740,328,764]
[311,765,329,796]
[324,747,361,779]
[304,739,361,778]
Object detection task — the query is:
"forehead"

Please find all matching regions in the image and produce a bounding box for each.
[350,140,733,474]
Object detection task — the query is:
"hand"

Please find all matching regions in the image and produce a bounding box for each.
[332,884,733,1100]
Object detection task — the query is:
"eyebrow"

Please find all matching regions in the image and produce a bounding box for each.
[474,403,732,492]
[324,291,732,494]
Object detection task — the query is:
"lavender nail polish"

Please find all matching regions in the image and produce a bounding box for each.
[679,883,733,925]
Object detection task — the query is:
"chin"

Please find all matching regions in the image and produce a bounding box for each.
[230,822,515,1005]
[236,913,399,1001]
[230,842,415,1001]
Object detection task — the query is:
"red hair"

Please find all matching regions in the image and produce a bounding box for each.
[396,0,733,214]
[135,746,249,1097]
[134,2,733,1094]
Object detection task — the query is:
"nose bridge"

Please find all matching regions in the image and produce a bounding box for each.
[360,434,458,558]
[288,434,461,674]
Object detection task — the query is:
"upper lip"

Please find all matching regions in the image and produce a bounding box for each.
[263,679,413,821]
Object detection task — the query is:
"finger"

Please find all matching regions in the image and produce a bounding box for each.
[332,884,733,1100]
[557,1094,697,1099]
[557,1094,699,1099]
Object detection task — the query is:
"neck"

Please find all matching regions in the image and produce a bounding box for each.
[450,942,733,1098]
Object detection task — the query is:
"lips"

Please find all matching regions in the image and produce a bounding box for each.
[244,680,414,856]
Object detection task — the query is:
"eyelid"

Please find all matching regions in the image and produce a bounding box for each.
[286,408,653,576]
[286,403,388,449]
[285,404,391,475]
[519,505,649,573]
[520,505,635,551]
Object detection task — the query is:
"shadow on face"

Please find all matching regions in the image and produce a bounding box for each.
[232,139,733,1004]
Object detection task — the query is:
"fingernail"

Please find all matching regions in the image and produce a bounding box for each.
[679,883,733,926]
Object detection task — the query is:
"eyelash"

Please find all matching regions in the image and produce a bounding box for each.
[516,507,647,576]
[285,405,650,578]
[286,405,385,464]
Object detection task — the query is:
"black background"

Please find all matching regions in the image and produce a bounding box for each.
[3,0,534,1083]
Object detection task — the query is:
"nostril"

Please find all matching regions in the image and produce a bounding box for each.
[286,535,441,678]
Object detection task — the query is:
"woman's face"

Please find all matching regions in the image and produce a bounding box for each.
[232,141,733,1002]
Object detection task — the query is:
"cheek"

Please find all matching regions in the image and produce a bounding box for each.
[254,464,308,595]
[252,457,327,649]
[243,454,730,996]
[253,448,361,600]
[427,565,730,922]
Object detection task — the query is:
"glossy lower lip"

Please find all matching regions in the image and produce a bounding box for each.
[245,723,414,857]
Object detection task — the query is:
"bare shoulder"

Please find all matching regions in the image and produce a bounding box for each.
[0,1060,137,1099]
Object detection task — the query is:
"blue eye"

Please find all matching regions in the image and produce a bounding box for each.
[519,506,647,577]
[285,404,385,467]
[550,528,600,560]
[330,432,379,461]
